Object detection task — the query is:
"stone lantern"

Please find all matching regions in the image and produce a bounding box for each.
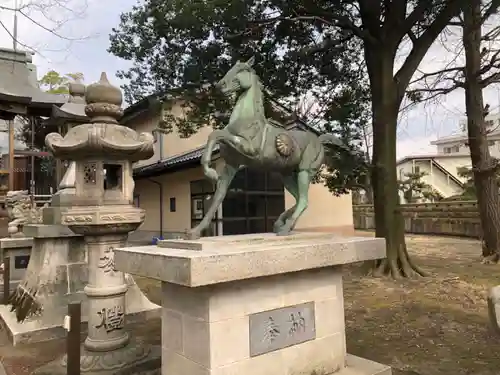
[34,73,159,374]
[46,72,153,229]
[0,76,157,347]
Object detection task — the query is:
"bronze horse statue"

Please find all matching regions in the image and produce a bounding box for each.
[186,56,346,239]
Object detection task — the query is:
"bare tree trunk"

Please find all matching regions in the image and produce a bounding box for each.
[366,50,427,278]
[463,0,500,263]
[361,125,374,204]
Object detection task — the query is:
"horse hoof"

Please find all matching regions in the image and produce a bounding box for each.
[276,228,292,236]
[273,222,284,233]
[184,230,201,240]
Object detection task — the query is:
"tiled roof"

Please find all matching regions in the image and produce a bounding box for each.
[133,144,220,178]
[0,48,66,110]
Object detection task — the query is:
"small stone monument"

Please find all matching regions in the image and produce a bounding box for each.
[115,233,392,375]
[0,191,44,301]
[34,73,160,374]
[5,190,43,237]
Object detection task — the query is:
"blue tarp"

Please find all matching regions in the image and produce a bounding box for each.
[151,236,164,245]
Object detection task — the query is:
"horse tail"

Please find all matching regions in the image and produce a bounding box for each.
[318,133,348,150]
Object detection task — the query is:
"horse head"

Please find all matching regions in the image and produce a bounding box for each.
[216,56,256,101]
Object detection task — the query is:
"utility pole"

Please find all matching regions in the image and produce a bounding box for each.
[7,0,18,192]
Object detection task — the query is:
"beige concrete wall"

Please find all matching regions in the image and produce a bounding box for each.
[127,112,162,168]
[285,182,354,235]
[124,101,213,166]
[159,101,212,158]
[134,166,206,237]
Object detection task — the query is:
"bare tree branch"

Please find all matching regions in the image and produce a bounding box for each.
[410,66,464,85]
[393,0,463,94]
[481,0,500,23]
[407,3,500,106]
[481,71,500,87]
[0,0,93,63]
[18,9,94,40]
[479,48,500,74]
[395,1,429,42]
[0,19,48,58]
[482,24,500,40]
[227,9,376,44]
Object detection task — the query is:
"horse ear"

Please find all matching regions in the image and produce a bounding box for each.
[246,56,255,66]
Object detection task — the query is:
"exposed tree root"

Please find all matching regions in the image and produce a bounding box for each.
[480,239,500,263]
[369,242,427,279]
[482,253,500,264]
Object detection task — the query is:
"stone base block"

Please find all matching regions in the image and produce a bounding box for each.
[33,338,161,375]
[0,280,20,302]
[340,355,391,375]
[0,272,160,346]
[114,233,388,375]
[0,224,161,346]
[0,237,32,287]
[161,268,346,375]
[0,300,159,346]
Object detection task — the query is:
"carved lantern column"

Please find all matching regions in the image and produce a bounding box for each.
[35,73,156,374]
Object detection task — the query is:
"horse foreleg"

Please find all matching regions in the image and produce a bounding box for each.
[186,164,239,240]
[201,130,253,182]
[277,170,310,236]
[201,130,230,182]
[273,174,298,233]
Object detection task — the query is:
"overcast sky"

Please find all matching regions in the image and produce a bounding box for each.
[0,0,499,159]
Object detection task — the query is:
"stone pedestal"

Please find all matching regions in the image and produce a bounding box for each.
[114,233,392,375]
[0,237,32,300]
[33,224,161,375]
[0,225,85,345]
[0,224,159,346]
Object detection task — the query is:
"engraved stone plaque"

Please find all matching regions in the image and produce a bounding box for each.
[249,302,316,357]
